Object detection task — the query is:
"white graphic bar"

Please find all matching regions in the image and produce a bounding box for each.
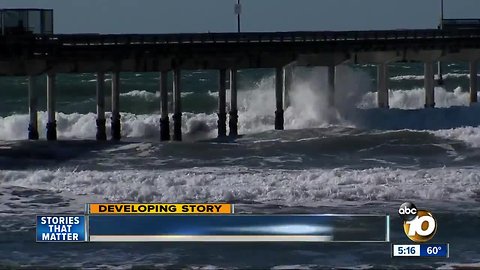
[90,235,333,242]
[392,244,421,257]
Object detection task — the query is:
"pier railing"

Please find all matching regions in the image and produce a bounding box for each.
[4,28,480,47]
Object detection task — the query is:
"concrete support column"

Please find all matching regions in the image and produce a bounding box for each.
[283,66,293,109]
[46,73,57,141]
[377,63,389,108]
[172,69,182,141]
[275,67,284,130]
[437,61,444,86]
[28,76,39,140]
[327,65,335,107]
[160,71,170,141]
[96,72,107,141]
[218,69,227,137]
[229,69,238,137]
[424,62,435,108]
[111,72,121,140]
[470,61,478,104]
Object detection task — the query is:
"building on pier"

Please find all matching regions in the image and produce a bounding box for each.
[0,9,53,36]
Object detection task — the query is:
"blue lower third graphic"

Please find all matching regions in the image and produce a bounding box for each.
[89,215,334,242]
[36,216,87,242]
[87,215,388,242]
[420,244,449,257]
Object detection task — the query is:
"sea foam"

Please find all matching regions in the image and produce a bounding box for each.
[1,166,479,206]
[357,86,477,109]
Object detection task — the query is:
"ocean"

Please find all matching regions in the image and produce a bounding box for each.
[0,63,480,269]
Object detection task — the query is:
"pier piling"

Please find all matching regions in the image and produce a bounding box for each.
[173,69,182,141]
[111,72,121,140]
[377,63,389,108]
[424,62,435,108]
[218,69,227,137]
[284,66,293,109]
[437,62,444,86]
[96,72,107,141]
[327,66,335,108]
[160,71,170,141]
[229,69,238,137]
[470,61,478,104]
[28,76,39,140]
[46,73,57,140]
[275,67,284,130]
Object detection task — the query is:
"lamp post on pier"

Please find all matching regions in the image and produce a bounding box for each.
[441,0,444,24]
[437,0,445,86]
[235,0,241,33]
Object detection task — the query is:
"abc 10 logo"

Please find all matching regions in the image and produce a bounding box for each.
[398,202,437,243]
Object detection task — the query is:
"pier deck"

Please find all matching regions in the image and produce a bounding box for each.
[1,29,480,74]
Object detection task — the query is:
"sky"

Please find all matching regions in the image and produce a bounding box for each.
[1,0,479,34]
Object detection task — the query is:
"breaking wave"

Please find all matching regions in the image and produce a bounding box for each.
[390,72,473,81]
[357,86,478,109]
[0,67,479,147]
[1,166,480,206]
[120,90,193,101]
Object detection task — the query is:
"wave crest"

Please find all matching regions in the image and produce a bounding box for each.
[358,86,477,109]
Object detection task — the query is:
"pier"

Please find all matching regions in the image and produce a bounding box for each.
[2,28,480,141]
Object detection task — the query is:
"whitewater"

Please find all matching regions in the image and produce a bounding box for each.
[1,65,480,269]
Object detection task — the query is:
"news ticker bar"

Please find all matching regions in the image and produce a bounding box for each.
[86,203,234,214]
[36,214,389,243]
[392,244,449,258]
